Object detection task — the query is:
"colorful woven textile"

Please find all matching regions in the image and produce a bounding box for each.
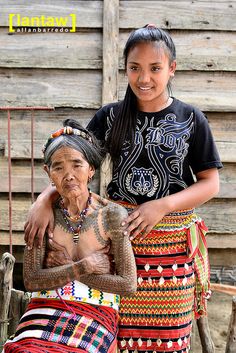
[116,206,210,353]
[31,280,120,311]
[4,298,118,353]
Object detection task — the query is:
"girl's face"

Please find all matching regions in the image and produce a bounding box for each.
[126,42,176,112]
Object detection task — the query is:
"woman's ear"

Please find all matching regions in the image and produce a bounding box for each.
[43,164,50,176]
[88,166,95,183]
[44,165,55,186]
[89,166,95,179]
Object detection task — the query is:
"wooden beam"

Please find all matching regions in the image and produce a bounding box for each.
[102,0,119,104]
[119,1,236,30]
[197,199,236,234]
[119,31,236,72]
[216,142,236,163]
[209,249,236,267]
[0,68,102,109]
[1,29,235,72]
[4,139,47,159]
[0,232,25,246]
[119,71,236,112]
[0,160,48,192]
[211,283,236,296]
[1,69,236,111]
[2,1,235,31]
[207,113,236,144]
[0,199,32,231]
[0,108,95,140]
[0,30,102,69]
[100,0,119,197]
[217,164,236,199]
[207,234,236,249]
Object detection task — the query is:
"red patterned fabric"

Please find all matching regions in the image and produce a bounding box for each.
[117,206,209,353]
[3,298,118,353]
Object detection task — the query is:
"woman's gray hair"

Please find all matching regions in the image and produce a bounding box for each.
[43,119,104,169]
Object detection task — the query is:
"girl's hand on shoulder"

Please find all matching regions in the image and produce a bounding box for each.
[122,199,169,240]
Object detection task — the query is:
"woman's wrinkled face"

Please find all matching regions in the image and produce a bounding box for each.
[46,146,94,199]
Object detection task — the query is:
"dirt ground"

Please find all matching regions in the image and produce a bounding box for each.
[191,291,233,353]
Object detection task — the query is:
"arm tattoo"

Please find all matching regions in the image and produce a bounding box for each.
[23,238,87,292]
[79,203,137,296]
[24,202,137,296]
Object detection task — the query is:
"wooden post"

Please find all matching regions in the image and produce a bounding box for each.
[225,296,236,353]
[102,0,119,105]
[100,0,119,197]
[196,316,215,353]
[8,289,30,337]
[0,252,15,347]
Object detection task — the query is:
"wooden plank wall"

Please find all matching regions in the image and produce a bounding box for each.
[0,0,235,266]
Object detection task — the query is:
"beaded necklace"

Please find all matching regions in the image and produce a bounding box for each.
[59,190,92,243]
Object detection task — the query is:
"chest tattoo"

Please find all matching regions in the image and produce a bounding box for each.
[55,207,110,247]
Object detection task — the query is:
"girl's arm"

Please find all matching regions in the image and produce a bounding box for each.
[123,168,220,239]
[24,185,59,249]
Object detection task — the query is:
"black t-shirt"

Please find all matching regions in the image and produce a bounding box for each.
[87,98,222,204]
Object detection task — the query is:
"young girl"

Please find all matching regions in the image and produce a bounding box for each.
[25,25,222,353]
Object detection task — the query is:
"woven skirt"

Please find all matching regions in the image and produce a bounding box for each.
[3,298,119,353]
[117,208,209,353]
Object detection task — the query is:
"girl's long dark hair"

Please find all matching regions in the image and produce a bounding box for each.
[107,25,176,163]
[106,85,137,161]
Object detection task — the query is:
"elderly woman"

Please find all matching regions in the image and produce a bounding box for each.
[3,119,137,353]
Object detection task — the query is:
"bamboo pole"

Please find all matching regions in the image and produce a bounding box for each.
[0,253,15,348]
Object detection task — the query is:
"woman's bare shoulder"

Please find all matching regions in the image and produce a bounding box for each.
[92,193,128,222]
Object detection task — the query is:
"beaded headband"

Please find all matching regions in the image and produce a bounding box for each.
[42,126,93,154]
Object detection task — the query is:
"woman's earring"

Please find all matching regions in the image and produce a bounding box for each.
[50,179,55,186]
